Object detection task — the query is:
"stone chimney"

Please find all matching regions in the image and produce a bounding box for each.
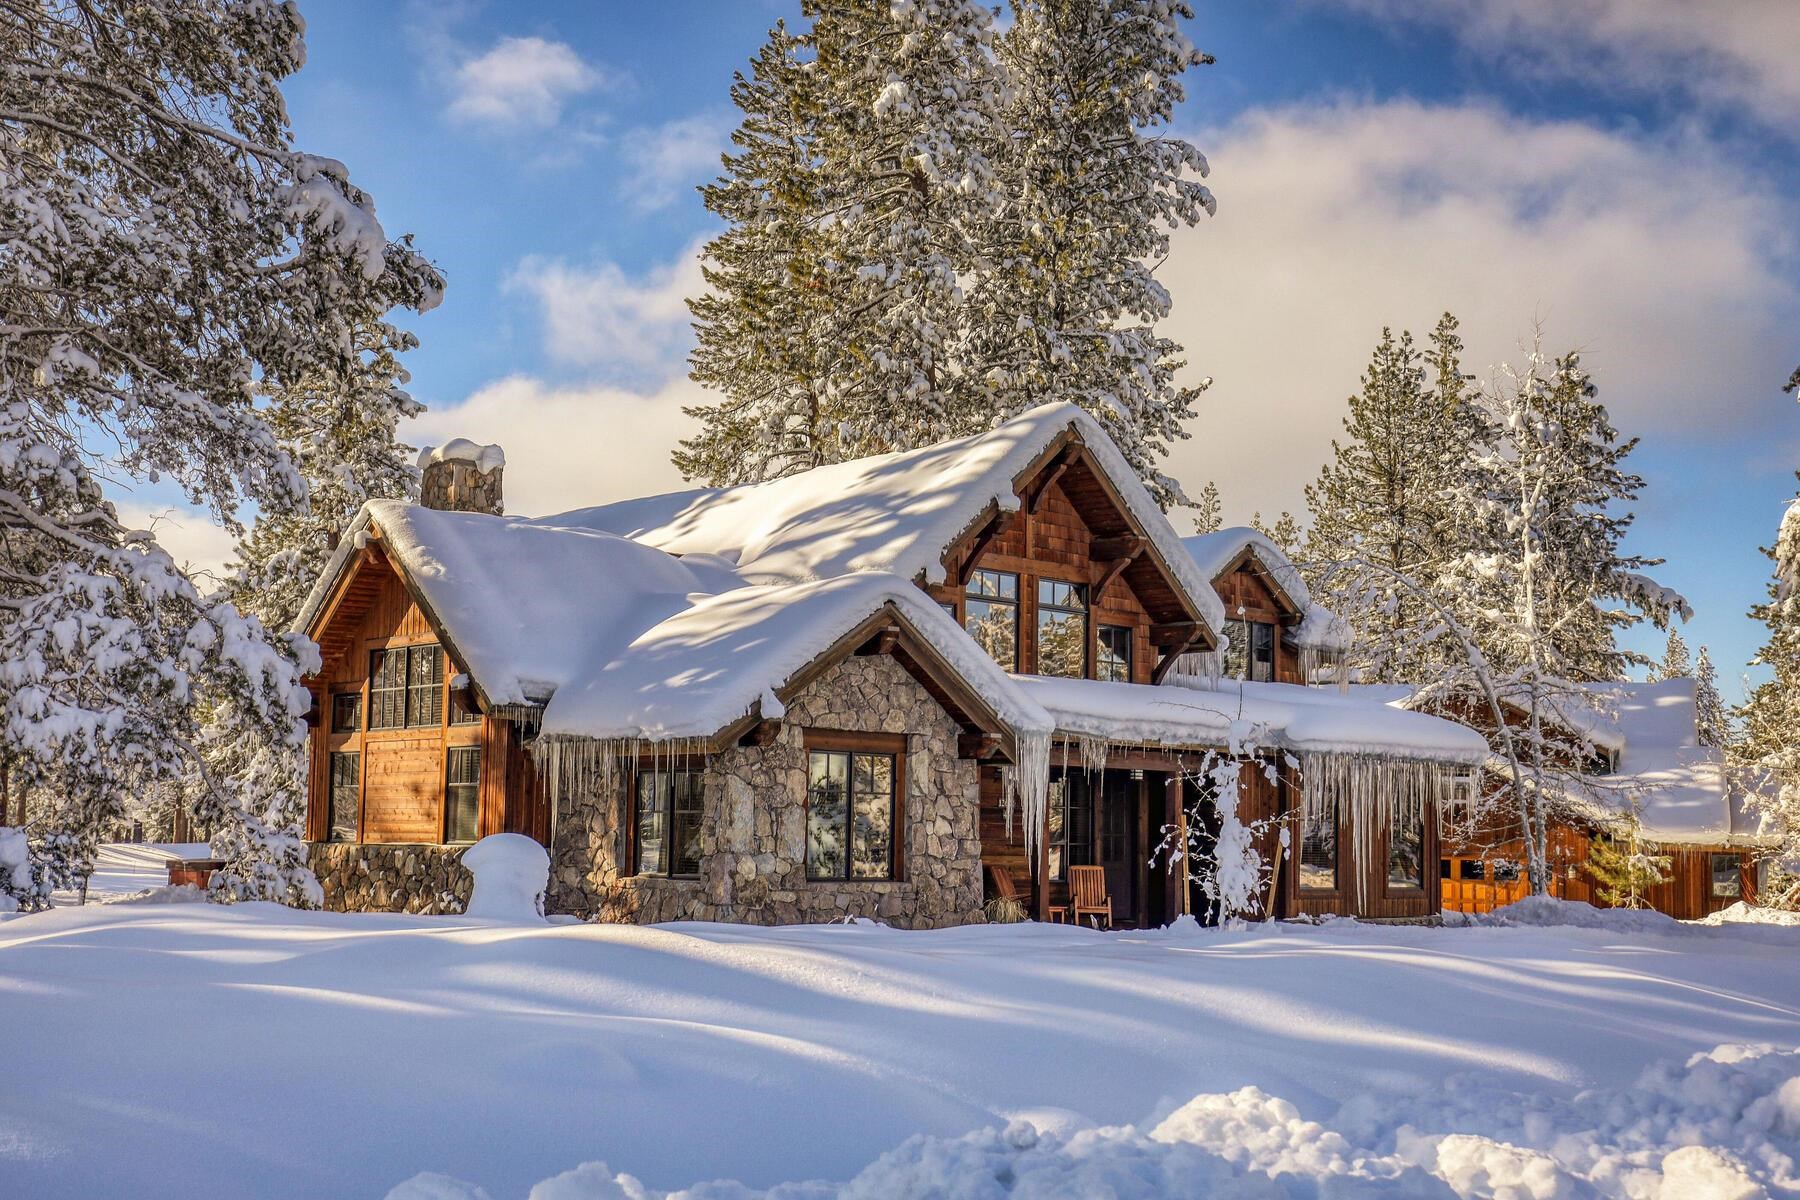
[419,440,505,515]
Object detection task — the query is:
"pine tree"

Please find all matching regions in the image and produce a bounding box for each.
[1650,628,1692,682]
[967,0,1216,507]
[1250,511,1302,558]
[1693,646,1727,749]
[0,0,441,901]
[1301,316,1478,682]
[1584,816,1671,909]
[1192,482,1223,534]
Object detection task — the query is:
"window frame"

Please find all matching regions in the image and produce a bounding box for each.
[1035,577,1089,679]
[1097,624,1133,684]
[1710,852,1741,899]
[1385,807,1426,892]
[964,569,1020,672]
[443,745,481,844]
[631,765,706,879]
[1048,772,1094,883]
[331,691,363,734]
[367,643,447,731]
[327,750,361,843]
[803,731,905,883]
[1297,799,1339,892]
[1223,618,1277,683]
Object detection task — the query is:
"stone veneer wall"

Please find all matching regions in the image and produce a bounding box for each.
[549,654,984,929]
[310,842,473,914]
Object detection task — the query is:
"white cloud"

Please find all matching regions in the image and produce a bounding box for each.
[1157,99,1799,524]
[113,502,238,590]
[447,36,602,129]
[408,376,699,516]
[506,237,707,378]
[1319,0,1800,129]
[616,111,734,211]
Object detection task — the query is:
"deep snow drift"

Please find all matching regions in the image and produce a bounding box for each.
[2,902,1797,1198]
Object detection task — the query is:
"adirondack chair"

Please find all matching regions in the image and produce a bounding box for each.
[1067,865,1113,929]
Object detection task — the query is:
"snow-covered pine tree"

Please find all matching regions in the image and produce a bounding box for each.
[1650,628,1692,682]
[1301,316,1479,682]
[1583,815,1670,909]
[1192,482,1223,534]
[677,20,842,484]
[0,0,441,901]
[1692,646,1727,749]
[226,320,424,632]
[967,0,1215,507]
[1250,511,1302,558]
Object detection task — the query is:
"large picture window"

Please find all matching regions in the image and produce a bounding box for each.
[1387,808,1424,889]
[965,569,1019,671]
[1097,625,1133,683]
[1299,800,1338,890]
[1223,619,1276,682]
[1711,853,1741,899]
[634,768,705,878]
[368,644,444,730]
[1036,579,1088,678]
[444,746,480,843]
[328,751,360,843]
[806,749,896,881]
[1047,774,1092,882]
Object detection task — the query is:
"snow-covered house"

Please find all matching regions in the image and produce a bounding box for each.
[294,405,1487,925]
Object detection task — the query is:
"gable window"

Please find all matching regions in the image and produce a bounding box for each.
[806,749,897,881]
[965,570,1019,671]
[1047,774,1093,882]
[1036,579,1088,678]
[1097,625,1133,683]
[444,746,481,843]
[1299,800,1338,890]
[331,691,362,733]
[1711,853,1741,899]
[634,768,705,878]
[328,751,360,843]
[1223,619,1275,682]
[368,644,444,730]
[1387,808,1424,889]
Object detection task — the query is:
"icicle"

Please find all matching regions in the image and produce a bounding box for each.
[1298,751,1459,909]
[1075,733,1111,777]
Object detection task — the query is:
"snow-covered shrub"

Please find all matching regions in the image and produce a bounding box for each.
[460,834,549,921]
[0,827,45,913]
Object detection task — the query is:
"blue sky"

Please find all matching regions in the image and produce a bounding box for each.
[134,0,1799,698]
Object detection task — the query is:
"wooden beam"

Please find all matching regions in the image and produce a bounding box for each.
[958,732,1001,760]
[1152,631,1202,684]
[1025,454,1071,515]
[1149,620,1205,648]
[1090,536,1148,598]
[1090,534,1146,561]
[738,719,783,748]
[855,627,899,656]
[955,507,1011,587]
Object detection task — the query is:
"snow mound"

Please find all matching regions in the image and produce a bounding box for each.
[460,834,549,922]
[418,439,505,473]
[407,1042,1800,1198]
[1466,895,1683,933]
[1697,902,1800,927]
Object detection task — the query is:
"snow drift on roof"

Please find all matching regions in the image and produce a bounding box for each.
[418,439,505,473]
[1573,678,1745,845]
[1018,674,1489,765]
[537,402,1225,635]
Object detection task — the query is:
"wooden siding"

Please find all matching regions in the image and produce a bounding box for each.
[1213,559,1305,684]
[306,554,546,847]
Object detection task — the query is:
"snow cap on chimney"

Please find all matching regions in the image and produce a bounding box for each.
[418,440,505,515]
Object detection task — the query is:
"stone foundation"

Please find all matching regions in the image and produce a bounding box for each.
[310,842,472,914]
[550,654,984,929]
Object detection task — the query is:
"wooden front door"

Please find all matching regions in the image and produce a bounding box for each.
[1097,772,1137,926]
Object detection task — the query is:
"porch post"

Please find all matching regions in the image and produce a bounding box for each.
[1166,773,1188,918]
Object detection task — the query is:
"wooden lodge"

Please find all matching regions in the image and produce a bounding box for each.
[295,406,1489,925]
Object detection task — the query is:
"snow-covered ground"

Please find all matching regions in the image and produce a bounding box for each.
[2,901,1797,1198]
[48,841,210,905]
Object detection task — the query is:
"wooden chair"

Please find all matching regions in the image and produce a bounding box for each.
[1067,865,1113,929]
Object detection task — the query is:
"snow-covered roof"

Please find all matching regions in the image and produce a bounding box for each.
[1180,528,1349,651]
[298,502,1051,747]
[1018,675,1490,766]
[539,402,1225,636]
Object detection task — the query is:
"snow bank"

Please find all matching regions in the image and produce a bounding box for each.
[1697,902,1800,927]
[403,1041,1800,1199]
[460,834,549,921]
[1455,894,1683,933]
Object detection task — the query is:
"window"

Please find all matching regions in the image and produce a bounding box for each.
[1036,579,1088,678]
[1097,625,1133,683]
[1387,809,1424,889]
[1493,860,1520,883]
[1223,619,1275,682]
[368,644,444,730]
[1299,801,1338,890]
[1711,853,1741,899]
[806,749,896,881]
[965,569,1019,670]
[328,751,360,843]
[444,746,480,843]
[331,692,362,733]
[1048,774,1093,881]
[1459,859,1486,881]
[449,686,480,726]
[634,768,705,877]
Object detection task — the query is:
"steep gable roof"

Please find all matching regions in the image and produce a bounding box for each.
[1181,528,1351,654]
[539,402,1225,636]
